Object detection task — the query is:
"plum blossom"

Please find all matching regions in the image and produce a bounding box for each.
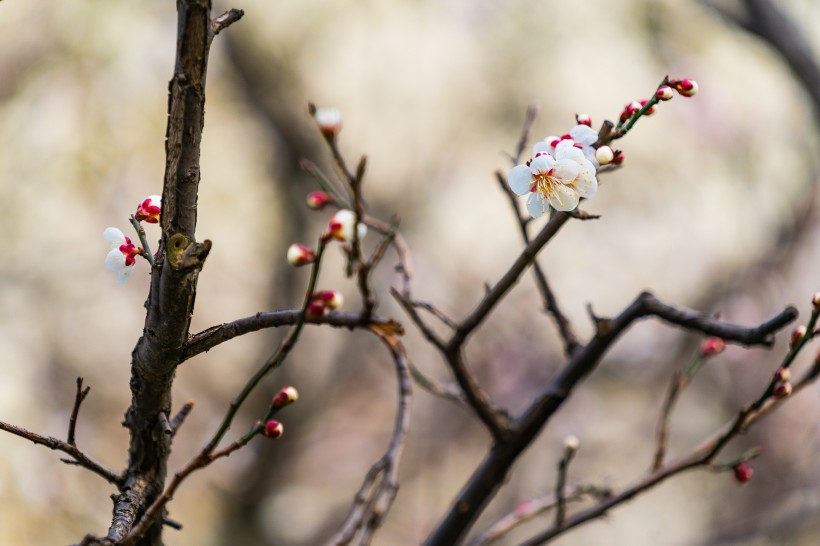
[542,124,600,168]
[135,194,161,223]
[104,227,142,284]
[315,108,342,138]
[508,141,598,217]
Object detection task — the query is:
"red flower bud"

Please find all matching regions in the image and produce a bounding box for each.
[733,462,753,483]
[263,420,284,439]
[306,191,333,210]
[700,337,726,358]
[272,386,299,408]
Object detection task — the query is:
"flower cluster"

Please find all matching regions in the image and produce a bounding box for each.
[103,194,161,284]
[508,128,598,217]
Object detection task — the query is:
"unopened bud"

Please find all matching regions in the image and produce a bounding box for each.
[316,289,344,310]
[812,292,820,312]
[315,108,342,138]
[669,78,698,97]
[789,326,807,350]
[327,209,367,242]
[306,191,333,210]
[732,462,753,483]
[774,367,790,383]
[272,386,299,408]
[656,85,674,101]
[639,99,656,116]
[700,337,726,358]
[287,244,316,267]
[595,145,614,165]
[563,435,580,453]
[575,113,591,126]
[306,300,328,319]
[135,195,162,224]
[263,419,284,439]
[620,101,642,123]
[773,380,792,399]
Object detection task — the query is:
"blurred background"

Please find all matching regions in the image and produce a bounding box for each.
[0,0,818,544]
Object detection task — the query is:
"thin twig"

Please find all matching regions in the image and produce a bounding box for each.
[554,442,577,528]
[68,377,90,446]
[329,328,413,545]
[652,370,686,471]
[211,8,244,35]
[0,420,123,486]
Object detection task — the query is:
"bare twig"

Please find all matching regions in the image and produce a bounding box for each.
[0,420,122,486]
[554,441,577,528]
[652,370,686,471]
[211,8,244,35]
[467,485,612,546]
[169,401,195,436]
[329,329,413,545]
[68,377,90,446]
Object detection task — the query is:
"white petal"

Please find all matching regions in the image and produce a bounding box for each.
[104,227,125,245]
[547,185,580,211]
[569,124,598,145]
[554,159,580,181]
[145,194,162,205]
[105,248,126,271]
[572,171,598,198]
[117,265,135,284]
[583,147,600,169]
[532,141,550,156]
[508,165,533,195]
[526,192,550,218]
[530,155,554,173]
[554,141,585,163]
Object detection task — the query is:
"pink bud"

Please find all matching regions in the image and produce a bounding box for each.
[812,292,820,312]
[286,243,316,267]
[656,85,674,101]
[272,386,299,408]
[306,300,328,319]
[263,420,284,439]
[669,78,698,97]
[327,209,367,242]
[619,101,642,123]
[789,326,806,350]
[306,191,333,210]
[315,108,342,138]
[773,367,790,383]
[595,145,614,165]
[700,337,726,358]
[135,195,162,224]
[639,99,656,116]
[317,289,344,310]
[733,462,753,483]
[575,113,592,126]
[773,380,792,399]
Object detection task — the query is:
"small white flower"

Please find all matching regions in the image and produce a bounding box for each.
[508,141,598,217]
[543,124,601,168]
[104,227,139,284]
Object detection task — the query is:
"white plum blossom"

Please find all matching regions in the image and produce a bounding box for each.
[315,108,342,137]
[508,141,598,217]
[542,124,601,168]
[104,227,141,284]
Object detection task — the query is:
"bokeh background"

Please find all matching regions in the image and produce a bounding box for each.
[1,0,818,544]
